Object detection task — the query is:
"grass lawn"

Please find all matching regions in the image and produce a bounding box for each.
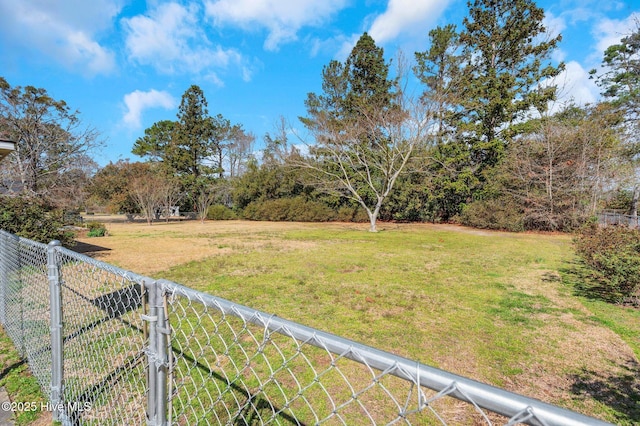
[65,219,639,424]
[0,326,51,426]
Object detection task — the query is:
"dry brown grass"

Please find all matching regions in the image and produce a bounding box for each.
[76,219,375,275]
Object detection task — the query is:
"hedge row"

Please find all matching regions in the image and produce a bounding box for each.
[206,198,369,223]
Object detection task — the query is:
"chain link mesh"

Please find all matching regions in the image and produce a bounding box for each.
[55,247,148,425]
[160,281,607,426]
[0,231,52,391]
[0,230,611,426]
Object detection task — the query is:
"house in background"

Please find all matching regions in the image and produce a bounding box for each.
[0,138,15,163]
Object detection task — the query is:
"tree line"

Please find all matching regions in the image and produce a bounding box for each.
[1,0,638,235]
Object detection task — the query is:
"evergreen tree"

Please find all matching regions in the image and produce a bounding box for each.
[173,85,214,181]
[414,24,462,139]
[596,23,640,121]
[593,22,640,217]
[343,33,397,123]
[415,0,564,219]
[132,120,177,164]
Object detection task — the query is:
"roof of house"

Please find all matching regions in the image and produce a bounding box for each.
[0,139,16,163]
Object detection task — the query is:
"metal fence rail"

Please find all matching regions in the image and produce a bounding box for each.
[0,229,612,425]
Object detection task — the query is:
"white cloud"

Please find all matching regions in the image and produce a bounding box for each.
[368,0,451,44]
[545,61,599,113]
[204,0,349,51]
[67,31,116,75]
[0,0,120,75]
[592,11,640,57]
[330,0,451,61]
[543,12,567,39]
[543,12,568,63]
[123,90,177,128]
[336,34,363,61]
[123,2,248,77]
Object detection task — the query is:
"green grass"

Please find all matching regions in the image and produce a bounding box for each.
[562,261,640,359]
[162,228,563,364]
[0,326,47,425]
[152,224,640,424]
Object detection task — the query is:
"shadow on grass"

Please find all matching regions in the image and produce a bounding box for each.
[570,358,640,424]
[0,358,26,381]
[72,240,112,255]
[170,343,304,426]
[559,260,620,304]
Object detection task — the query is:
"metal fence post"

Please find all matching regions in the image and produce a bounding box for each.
[144,280,169,426]
[144,280,158,425]
[47,240,64,421]
[155,285,169,426]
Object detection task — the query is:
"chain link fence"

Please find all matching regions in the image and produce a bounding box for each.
[0,229,612,425]
[0,231,51,392]
[598,210,640,228]
[53,244,149,425]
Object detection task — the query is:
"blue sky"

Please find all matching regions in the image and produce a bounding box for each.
[0,0,638,166]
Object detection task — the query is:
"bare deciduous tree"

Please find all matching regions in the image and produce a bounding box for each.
[296,97,431,232]
[299,34,432,232]
[195,185,216,224]
[157,176,183,222]
[504,104,623,230]
[0,78,102,198]
[226,128,255,178]
[130,173,166,225]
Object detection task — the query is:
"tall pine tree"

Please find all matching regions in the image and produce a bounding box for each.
[594,22,640,217]
[173,85,214,181]
[415,0,563,219]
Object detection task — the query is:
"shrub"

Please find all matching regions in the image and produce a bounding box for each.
[207,204,237,220]
[0,195,75,246]
[574,224,640,303]
[335,206,369,223]
[460,197,525,232]
[241,198,337,222]
[85,221,107,237]
[87,228,106,237]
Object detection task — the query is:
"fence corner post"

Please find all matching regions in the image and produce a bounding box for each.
[47,240,64,421]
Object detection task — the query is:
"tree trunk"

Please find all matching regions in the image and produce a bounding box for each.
[631,186,639,219]
[367,202,383,233]
[368,214,377,232]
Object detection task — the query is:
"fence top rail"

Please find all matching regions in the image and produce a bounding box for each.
[0,229,49,250]
[0,229,150,286]
[158,279,610,426]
